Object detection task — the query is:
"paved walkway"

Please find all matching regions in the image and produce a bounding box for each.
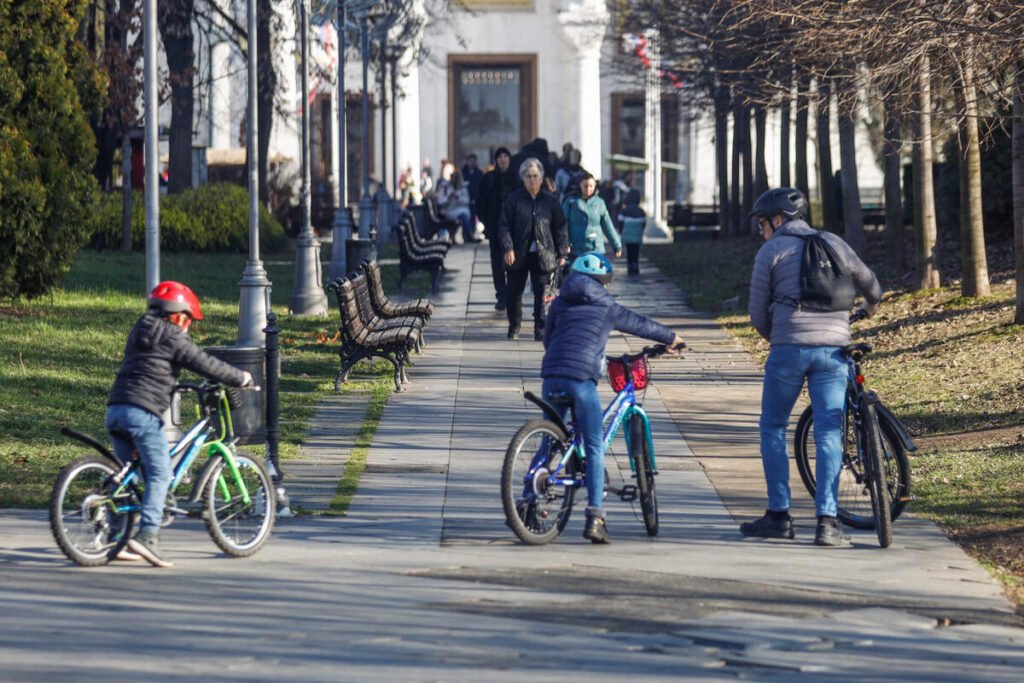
[1,243,1022,682]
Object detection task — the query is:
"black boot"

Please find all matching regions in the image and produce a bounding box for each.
[583,508,610,544]
[739,509,795,539]
[814,515,850,547]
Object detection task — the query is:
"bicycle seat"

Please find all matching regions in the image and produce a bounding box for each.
[842,342,872,356]
[108,428,134,445]
[544,392,575,409]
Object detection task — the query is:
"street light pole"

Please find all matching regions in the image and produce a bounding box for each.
[289,0,329,316]
[374,23,390,244]
[329,1,355,281]
[143,0,159,291]
[347,0,379,271]
[237,0,273,347]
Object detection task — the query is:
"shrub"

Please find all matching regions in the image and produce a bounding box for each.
[90,183,287,252]
[0,1,100,300]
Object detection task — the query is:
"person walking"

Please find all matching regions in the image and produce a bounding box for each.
[498,157,569,341]
[478,146,518,310]
[617,188,646,276]
[742,188,882,547]
[563,172,621,262]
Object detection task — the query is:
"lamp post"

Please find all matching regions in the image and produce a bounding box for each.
[373,19,391,245]
[347,0,383,272]
[328,1,355,281]
[143,0,159,290]
[289,0,329,316]
[237,0,273,346]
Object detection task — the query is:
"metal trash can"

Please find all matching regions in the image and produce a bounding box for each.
[205,346,266,445]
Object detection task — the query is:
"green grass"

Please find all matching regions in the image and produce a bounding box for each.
[0,245,399,508]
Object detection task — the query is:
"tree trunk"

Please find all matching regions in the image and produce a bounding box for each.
[730,99,742,236]
[754,105,768,196]
[882,90,905,273]
[1013,70,1024,323]
[714,86,731,233]
[159,0,196,194]
[780,73,792,188]
[838,105,865,255]
[741,105,754,232]
[955,58,991,297]
[795,76,810,199]
[257,0,277,205]
[816,80,839,232]
[913,57,940,289]
[121,131,133,252]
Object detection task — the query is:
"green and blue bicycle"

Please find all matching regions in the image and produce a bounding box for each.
[50,382,275,566]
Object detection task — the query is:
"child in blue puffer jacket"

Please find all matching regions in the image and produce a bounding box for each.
[562,172,622,261]
[541,252,685,543]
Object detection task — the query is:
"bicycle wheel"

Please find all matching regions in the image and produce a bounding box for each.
[794,404,911,529]
[204,451,275,557]
[501,419,576,545]
[862,400,893,547]
[49,455,136,566]
[627,414,658,536]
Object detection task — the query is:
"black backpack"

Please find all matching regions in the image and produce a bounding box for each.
[773,231,856,312]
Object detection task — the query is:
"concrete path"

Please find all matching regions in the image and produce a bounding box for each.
[1,243,1021,682]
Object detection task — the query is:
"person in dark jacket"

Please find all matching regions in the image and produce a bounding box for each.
[477,146,518,309]
[498,157,570,340]
[542,252,685,543]
[106,281,253,567]
[742,188,882,547]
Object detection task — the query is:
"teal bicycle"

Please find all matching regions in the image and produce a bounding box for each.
[50,382,275,566]
[501,345,671,545]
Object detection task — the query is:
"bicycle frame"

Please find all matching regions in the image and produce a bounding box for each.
[540,380,655,488]
[105,387,253,515]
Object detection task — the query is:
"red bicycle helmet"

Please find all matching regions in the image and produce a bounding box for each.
[148,281,204,320]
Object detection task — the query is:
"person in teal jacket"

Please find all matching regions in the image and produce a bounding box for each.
[562,172,622,261]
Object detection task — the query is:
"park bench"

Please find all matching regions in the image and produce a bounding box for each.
[422,196,460,240]
[360,260,434,321]
[326,276,421,391]
[349,270,426,353]
[394,216,446,293]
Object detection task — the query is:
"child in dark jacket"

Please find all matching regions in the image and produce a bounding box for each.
[541,252,685,543]
[106,281,252,568]
[617,188,646,276]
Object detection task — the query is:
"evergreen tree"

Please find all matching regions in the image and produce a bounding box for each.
[0,0,100,299]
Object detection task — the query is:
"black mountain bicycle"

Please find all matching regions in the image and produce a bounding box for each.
[792,309,916,547]
[50,382,275,566]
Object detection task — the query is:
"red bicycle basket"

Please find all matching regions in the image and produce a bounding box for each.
[607,357,649,392]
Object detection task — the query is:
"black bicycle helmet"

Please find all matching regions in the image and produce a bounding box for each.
[750,188,809,221]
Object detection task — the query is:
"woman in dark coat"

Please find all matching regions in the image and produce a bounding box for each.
[497,157,569,340]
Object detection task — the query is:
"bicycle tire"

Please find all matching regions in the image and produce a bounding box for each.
[501,419,576,545]
[862,399,893,547]
[203,451,275,557]
[794,404,911,529]
[49,454,136,566]
[627,414,658,536]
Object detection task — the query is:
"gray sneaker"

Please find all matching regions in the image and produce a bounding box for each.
[127,530,174,568]
[814,516,851,547]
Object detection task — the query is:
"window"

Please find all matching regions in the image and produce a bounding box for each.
[449,55,536,167]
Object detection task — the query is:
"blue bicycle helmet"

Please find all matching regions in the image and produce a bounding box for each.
[571,251,613,285]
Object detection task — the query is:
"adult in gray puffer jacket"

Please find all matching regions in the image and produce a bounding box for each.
[741,188,882,548]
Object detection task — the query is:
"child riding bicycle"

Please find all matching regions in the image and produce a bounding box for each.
[106,281,253,568]
[541,252,685,543]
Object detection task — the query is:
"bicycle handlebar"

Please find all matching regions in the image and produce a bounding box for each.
[605,343,681,364]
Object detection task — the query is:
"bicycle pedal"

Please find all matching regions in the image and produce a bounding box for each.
[617,485,638,502]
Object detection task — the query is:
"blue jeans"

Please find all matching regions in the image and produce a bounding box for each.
[106,404,172,534]
[759,345,847,517]
[543,376,605,509]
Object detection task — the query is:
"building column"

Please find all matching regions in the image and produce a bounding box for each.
[208,0,232,149]
[642,29,671,241]
[559,2,609,176]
